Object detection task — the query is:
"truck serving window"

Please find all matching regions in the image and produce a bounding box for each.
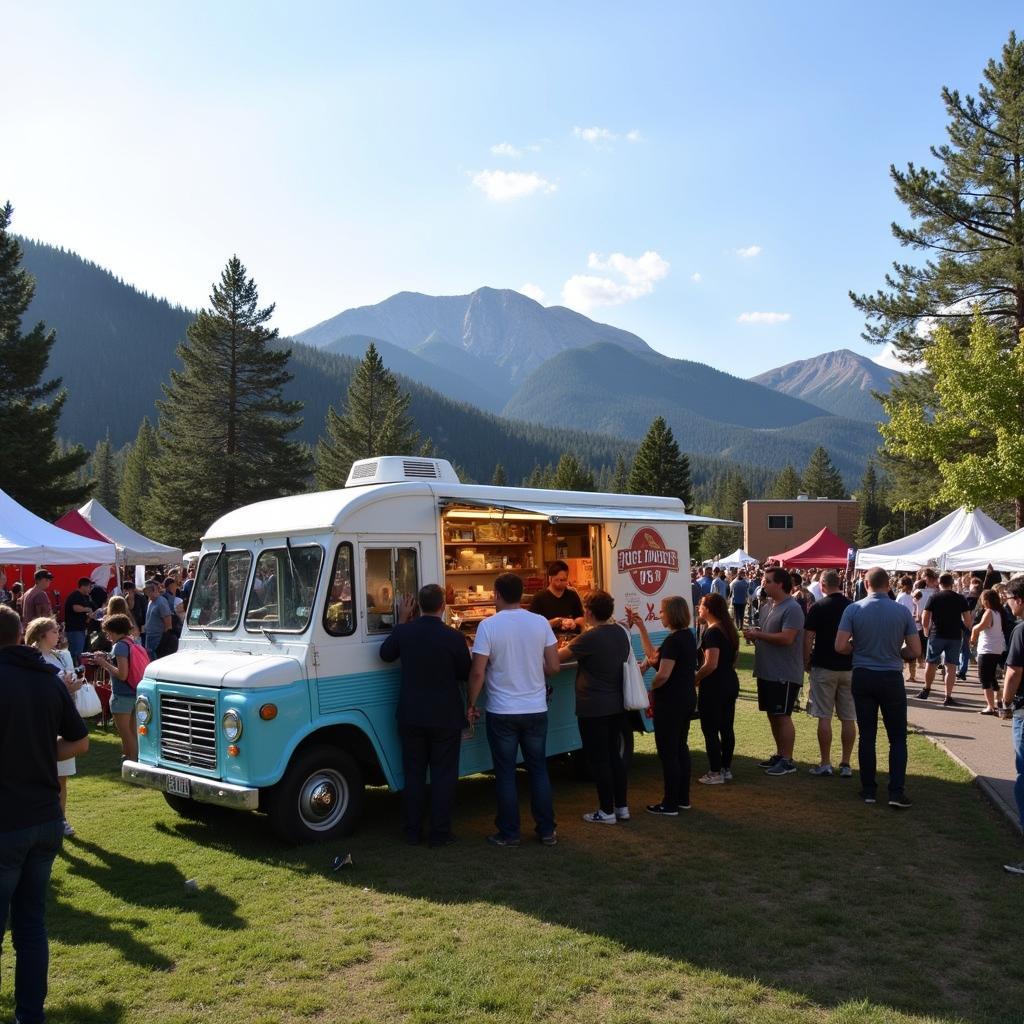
[323,543,356,637]
[188,550,252,631]
[365,547,418,634]
[244,544,324,633]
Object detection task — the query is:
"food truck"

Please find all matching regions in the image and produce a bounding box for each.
[123,457,732,842]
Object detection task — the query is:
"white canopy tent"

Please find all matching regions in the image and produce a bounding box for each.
[942,527,1024,573]
[77,499,183,565]
[853,507,1008,571]
[704,548,759,569]
[0,489,117,565]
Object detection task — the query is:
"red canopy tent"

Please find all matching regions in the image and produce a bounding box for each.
[50,510,117,617]
[768,527,850,568]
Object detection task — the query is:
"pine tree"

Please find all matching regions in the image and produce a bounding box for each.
[768,464,802,499]
[316,342,420,488]
[851,32,1024,361]
[90,433,120,513]
[525,463,553,488]
[0,201,89,516]
[698,470,749,560]
[119,417,158,530]
[491,462,507,486]
[147,256,310,547]
[610,454,629,494]
[801,446,846,499]
[627,417,693,508]
[853,460,885,548]
[550,453,595,491]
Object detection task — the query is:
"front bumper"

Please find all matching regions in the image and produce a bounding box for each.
[122,760,260,810]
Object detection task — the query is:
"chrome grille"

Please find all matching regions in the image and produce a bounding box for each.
[159,695,217,770]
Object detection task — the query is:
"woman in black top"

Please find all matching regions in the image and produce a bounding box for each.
[559,589,631,823]
[629,596,697,815]
[695,592,741,784]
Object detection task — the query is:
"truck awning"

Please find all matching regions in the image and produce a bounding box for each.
[439,496,738,527]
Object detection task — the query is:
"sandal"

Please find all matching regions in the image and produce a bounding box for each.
[979,708,998,716]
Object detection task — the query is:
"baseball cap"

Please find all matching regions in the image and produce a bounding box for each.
[35,569,54,580]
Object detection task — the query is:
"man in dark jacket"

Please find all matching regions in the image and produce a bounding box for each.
[0,605,90,1024]
[379,583,471,847]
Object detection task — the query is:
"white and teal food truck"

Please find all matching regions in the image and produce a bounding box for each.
[123,457,731,842]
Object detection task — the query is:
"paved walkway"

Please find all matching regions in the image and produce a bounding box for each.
[903,658,1020,831]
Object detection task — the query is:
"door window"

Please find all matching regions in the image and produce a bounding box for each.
[323,543,356,637]
[364,547,418,634]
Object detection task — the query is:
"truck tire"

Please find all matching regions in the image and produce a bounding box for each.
[267,745,364,844]
[162,792,226,822]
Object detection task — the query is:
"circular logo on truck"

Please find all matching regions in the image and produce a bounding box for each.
[617,527,680,596]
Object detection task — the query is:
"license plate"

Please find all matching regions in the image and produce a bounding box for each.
[166,775,191,798]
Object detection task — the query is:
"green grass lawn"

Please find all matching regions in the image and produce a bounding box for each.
[5,653,1023,1024]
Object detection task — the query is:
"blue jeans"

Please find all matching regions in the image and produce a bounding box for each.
[485,711,555,840]
[958,627,971,676]
[851,668,908,797]
[1013,715,1024,833]
[66,630,86,666]
[0,818,64,1024]
[144,632,161,658]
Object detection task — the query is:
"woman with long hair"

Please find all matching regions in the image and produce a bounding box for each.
[628,595,697,815]
[694,592,741,785]
[26,616,83,836]
[971,589,1006,714]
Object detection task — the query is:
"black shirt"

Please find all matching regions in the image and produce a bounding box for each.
[568,623,629,718]
[528,588,584,628]
[804,593,853,671]
[924,590,969,638]
[698,625,739,687]
[379,615,472,730]
[64,590,92,631]
[655,629,697,707]
[1006,619,1024,670]
[0,645,88,831]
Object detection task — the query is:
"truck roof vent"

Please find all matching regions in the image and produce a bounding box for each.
[345,455,461,487]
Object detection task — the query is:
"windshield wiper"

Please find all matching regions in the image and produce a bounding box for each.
[202,627,213,641]
[261,626,278,645]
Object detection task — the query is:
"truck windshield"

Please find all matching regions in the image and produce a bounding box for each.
[188,550,252,630]
[245,544,324,633]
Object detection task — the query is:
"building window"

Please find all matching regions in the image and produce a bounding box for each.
[767,515,794,530]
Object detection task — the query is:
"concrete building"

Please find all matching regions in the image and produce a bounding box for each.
[743,495,860,561]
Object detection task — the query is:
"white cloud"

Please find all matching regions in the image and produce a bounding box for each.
[735,245,762,259]
[690,272,702,284]
[519,282,545,303]
[562,250,670,315]
[625,129,643,143]
[471,169,557,202]
[490,142,522,158]
[737,311,791,325]
[573,126,617,145]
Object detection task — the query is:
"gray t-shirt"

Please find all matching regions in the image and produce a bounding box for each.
[753,595,805,684]
[144,594,171,637]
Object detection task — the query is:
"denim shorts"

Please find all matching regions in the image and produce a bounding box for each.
[110,694,135,714]
[925,635,962,665]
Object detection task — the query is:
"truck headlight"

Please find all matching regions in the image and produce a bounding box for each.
[135,695,151,725]
[222,709,243,742]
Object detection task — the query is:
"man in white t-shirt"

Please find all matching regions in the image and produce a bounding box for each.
[469,573,560,847]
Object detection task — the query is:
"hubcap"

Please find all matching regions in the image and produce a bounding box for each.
[297,769,348,831]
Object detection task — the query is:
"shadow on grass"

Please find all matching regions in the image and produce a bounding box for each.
[155,744,1022,1024]
[0,997,129,1023]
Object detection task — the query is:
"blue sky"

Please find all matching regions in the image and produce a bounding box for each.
[3,2,1021,375]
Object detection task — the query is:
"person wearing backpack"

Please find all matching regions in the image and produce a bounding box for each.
[92,613,149,762]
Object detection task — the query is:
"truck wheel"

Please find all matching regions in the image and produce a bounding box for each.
[162,792,226,822]
[267,745,364,844]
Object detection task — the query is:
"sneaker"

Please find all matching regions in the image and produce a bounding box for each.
[645,803,679,816]
[758,753,783,769]
[1004,861,1024,875]
[765,759,797,776]
[677,803,692,811]
[697,771,725,785]
[861,792,877,804]
[722,768,733,781]
[889,793,913,809]
[614,806,630,820]
[942,696,959,707]
[582,809,616,824]
[486,833,520,847]
[539,832,558,846]
[839,763,853,778]
[914,688,931,700]
[808,764,833,777]
[979,708,998,716]
[956,673,967,681]
[62,819,75,837]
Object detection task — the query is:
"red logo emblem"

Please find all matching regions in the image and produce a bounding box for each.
[617,527,680,596]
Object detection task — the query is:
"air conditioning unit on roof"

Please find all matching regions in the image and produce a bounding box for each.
[344,456,461,487]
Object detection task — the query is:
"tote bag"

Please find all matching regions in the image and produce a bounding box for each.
[621,625,649,711]
[75,681,103,718]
